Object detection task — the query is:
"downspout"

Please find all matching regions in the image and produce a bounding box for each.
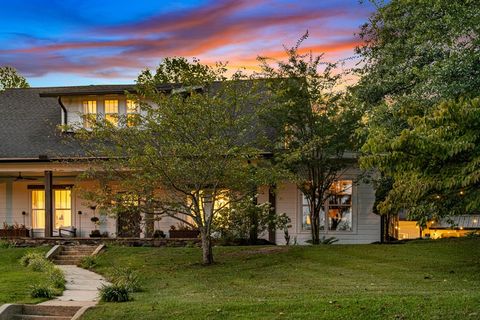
[58,96,67,126]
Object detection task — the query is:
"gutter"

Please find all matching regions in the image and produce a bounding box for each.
[58,96,67,126]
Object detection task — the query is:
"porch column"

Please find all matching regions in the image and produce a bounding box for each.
[44,171,53,237]
[268,185,276,243]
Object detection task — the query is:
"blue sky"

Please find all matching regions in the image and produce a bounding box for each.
[0,0,374,87]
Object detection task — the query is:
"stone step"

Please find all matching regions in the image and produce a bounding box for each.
[21,305,80,317]
[53,260,81,265]
[56,255,88,260]
[61,249,94,253]
[12,315,71,320]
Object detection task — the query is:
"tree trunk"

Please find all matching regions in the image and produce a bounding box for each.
[310,211,320,245]
[201,230,214,265]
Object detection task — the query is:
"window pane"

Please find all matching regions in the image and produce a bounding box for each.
[54,190,71,228]
[328,206,352,231]
[302,193,325,231]
[83,100,97,114]
[104,100,118,114]
[32,190,45,228]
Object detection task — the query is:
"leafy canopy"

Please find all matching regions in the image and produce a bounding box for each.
[356,0,480,222]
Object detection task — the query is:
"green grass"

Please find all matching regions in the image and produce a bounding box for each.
[80,238,480,320]
[0,246,50,304]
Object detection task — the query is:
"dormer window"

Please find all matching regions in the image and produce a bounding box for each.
[104,99,119,126]
[83,100,97,129]
[126,99,138,127]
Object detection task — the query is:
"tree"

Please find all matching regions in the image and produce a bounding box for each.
[258,33,360,244]
[71,58,274,264]
[0,66,29,91]
[355,0,480,224]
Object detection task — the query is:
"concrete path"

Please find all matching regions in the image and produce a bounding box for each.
[39,265,110,307]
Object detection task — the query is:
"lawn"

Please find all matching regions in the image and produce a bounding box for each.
[81,238,480,320]
[0,245,50,304]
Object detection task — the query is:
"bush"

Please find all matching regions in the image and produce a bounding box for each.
[19,252,44,267]
[99,284,131,302]
[48,267,66,290]
[0,240,13,249]
[29,257,54,272]
[79,256,98,269]
[110,267,142,292]
[30,284,54,299]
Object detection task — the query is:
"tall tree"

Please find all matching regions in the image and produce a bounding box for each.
[71,58,274,264]
[355,0,480,224]
[259,33,360,244]
[0,66,29,91]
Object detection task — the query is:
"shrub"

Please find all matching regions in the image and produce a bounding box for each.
[79,256,98,269]
[99,284,131,302]
[29,257,54,272]
[110,267,142,292]
[48,267,66,290]
[30,284,54,299]
[19,252,44,267]
[0,240,13,249]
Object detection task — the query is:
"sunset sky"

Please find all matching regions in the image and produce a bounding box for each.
[0,0,374,87]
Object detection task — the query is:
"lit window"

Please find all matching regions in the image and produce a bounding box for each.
[104,100,119,126]
[126,99,139,126]
[328,181,352,231]
[83,100,97,128]
[302,194,325,231]
[32,190,45,228]
[31,189,72,229]
[54,190,72,229]
[301,180,352,232]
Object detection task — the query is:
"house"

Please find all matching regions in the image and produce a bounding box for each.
[0,85,380,244]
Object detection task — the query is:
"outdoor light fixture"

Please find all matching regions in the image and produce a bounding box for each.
[21,211,27,226]
[78,210,82,237]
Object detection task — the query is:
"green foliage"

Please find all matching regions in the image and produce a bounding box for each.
[110,267,142,292]
[259,32,359,244]
[99,284,131,302]
[20,251,65,297]
[47,267,66,290]
[19,252,44,267]
[0,240,13,249]
[80,256,98,269]
[214,197,291,245]
[30,284,54,299]
[69,57,277,264]
[28,256,53,272]
[356,0,480,220]
[0,66,29,91]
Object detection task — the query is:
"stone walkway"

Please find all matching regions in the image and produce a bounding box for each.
[39,265,110,307]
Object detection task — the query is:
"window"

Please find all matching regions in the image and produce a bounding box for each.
[31,189,72,229]
[301,180,353,232]
[327,181,352,231]
[301,194,324,230]
[126,100,138,126]
[83,100,97,128]
[54,190,72,229]
[32,190,45,228]
[104,100,119,126]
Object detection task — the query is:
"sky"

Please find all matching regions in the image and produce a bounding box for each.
[0,0,374,87]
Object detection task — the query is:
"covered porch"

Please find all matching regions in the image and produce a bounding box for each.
[0,162,116,239]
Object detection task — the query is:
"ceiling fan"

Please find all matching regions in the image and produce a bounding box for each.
[13,172,37,181]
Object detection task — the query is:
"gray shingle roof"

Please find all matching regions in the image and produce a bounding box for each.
[0,86,101,159]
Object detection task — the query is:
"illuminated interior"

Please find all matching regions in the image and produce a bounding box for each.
[302,180,352,231]
[82,100,97,128]
[31,189,72,229]
[126,99,138,126]
[104,99,119,126]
